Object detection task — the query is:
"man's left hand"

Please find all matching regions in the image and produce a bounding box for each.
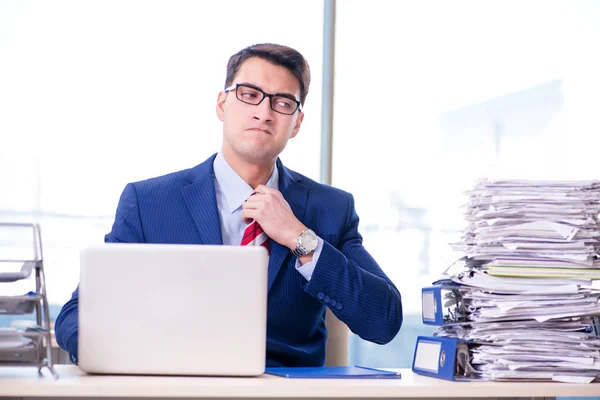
[241,185,305,251]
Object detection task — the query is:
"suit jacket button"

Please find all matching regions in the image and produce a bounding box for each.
[317,292,325,300]
[330,299,337,307]
[323,296,330,303]
[335,303,343,311]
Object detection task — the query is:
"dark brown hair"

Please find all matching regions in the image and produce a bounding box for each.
[225,43,311,106]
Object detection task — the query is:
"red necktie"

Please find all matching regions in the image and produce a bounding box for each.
[240,220,270,255]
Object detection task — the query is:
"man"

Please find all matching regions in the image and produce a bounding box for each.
[55,43,403,367]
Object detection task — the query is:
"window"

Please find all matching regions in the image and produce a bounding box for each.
[335,0,600,367]
[0,1,323,312]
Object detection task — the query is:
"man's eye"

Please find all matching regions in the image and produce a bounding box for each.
[241,92,258,99]
[276,100,293,109]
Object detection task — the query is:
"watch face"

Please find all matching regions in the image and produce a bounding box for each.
[301,230,318,252]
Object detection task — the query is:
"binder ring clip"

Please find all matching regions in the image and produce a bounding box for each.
[439,350,446,367]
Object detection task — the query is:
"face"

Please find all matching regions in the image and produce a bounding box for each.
[216,57,304,166]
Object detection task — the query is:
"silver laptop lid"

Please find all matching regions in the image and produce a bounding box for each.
[78,243,268,376]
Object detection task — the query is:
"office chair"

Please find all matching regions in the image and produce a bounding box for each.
[324,310,348,366]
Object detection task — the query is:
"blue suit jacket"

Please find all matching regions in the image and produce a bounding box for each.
[55,154,403,366]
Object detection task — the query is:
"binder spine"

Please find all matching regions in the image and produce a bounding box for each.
[412,336,459,381]
[422,285,468,326]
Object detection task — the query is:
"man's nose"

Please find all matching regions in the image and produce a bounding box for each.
[252,97,275,122]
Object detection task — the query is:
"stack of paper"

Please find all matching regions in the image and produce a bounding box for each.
[440,179,600,382]
[452,179,600,278]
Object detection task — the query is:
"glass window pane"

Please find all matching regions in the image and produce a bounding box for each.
[335,0,600,368]
[0,1,322,316]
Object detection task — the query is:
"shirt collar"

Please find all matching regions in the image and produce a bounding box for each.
[213,151,279,214]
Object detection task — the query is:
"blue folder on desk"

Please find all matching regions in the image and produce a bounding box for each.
[412,336,474,381]
[265,366,401,379]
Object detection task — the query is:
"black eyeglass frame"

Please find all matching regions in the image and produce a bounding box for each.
[224,83,302,115]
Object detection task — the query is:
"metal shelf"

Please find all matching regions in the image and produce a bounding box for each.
[0,222,58,378]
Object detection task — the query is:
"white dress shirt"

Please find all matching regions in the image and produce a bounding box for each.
[212,151,322,281]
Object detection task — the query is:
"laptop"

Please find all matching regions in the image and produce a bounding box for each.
[78,243,268,376]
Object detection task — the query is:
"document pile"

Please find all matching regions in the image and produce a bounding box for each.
[413,179,600,383]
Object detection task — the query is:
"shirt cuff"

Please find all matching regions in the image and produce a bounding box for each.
[294,237,323,281]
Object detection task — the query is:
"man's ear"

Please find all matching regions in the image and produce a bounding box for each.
[216,91,227,122]
[290,111,304,139]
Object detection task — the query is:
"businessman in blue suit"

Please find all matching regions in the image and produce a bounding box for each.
[55,43,403,367]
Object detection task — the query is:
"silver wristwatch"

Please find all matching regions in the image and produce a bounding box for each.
[292,229,318,257]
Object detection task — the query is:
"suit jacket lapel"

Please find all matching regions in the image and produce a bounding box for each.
[181,154,223,245]
[267,159,308,291]
[181,155,307,291]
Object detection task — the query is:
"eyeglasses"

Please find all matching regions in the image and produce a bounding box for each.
[224,83,302,115]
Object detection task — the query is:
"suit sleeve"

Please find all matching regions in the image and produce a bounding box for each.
[302,193,403,345]
[54,286,80,364]
[54,183,145,363]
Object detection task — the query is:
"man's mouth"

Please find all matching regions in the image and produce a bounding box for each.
[248,128,271,135]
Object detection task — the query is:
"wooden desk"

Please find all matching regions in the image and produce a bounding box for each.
[0,365,599,399]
